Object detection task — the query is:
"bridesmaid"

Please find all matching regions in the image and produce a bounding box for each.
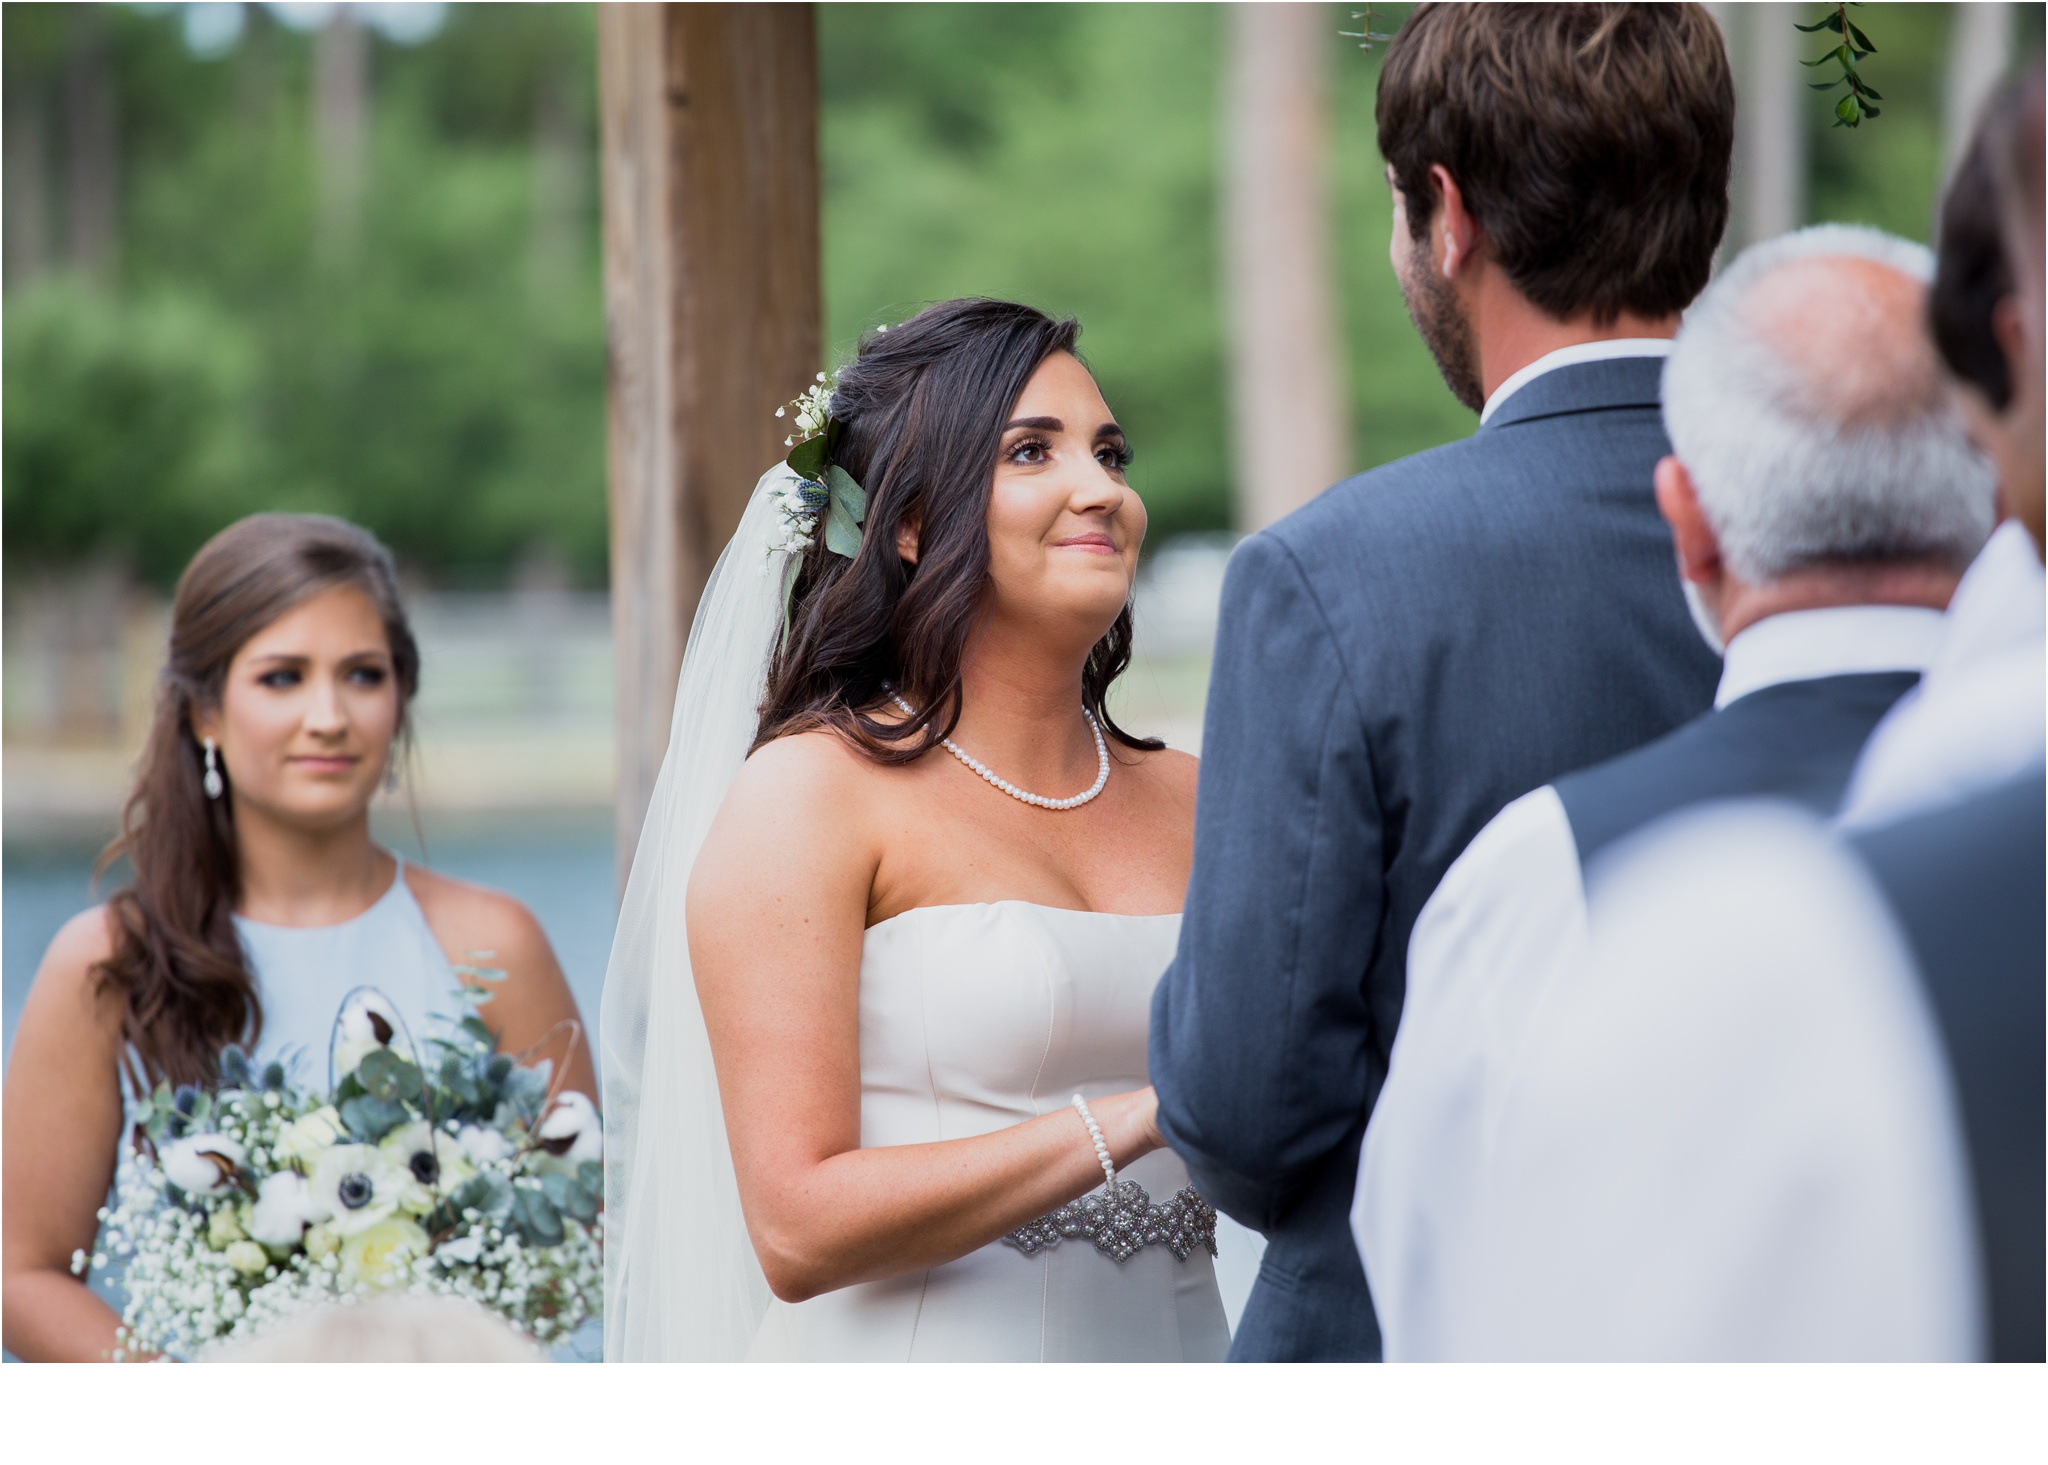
[1,513,596,1361]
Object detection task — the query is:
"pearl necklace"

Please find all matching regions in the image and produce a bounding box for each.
[888,693,1110,811]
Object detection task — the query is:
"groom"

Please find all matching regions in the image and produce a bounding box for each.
[1150,4,1734,1361]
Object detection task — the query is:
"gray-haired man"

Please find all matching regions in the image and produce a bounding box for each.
[1353,224,1998,1360]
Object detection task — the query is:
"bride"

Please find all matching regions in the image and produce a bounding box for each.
[601,298,1228,1361]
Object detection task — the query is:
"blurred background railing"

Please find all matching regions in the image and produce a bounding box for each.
[6,2,2042,1058]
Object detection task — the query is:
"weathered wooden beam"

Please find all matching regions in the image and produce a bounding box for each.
[1223,2,1350,531]
[598,3,821,883]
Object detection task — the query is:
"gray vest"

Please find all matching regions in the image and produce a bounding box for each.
[1558,671,1918,867]
[1851,766,2046,1363]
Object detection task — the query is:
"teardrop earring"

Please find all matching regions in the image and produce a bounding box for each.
[202,736,224,801]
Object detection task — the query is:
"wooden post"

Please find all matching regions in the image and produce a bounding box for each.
[1223,2,1350,532]
[598,3,822,884]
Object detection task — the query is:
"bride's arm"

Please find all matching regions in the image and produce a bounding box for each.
[2,911,130,1361]
[690,734,1164,1305]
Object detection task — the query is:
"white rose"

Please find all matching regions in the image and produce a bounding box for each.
[533,1092,602,1173]
[274,1106,346,1167]
[224,1240,270,1276]
[161,1134,246,1196]
[307,1144,404,1236]
[456,1123,513,1167]
[247,1171,324,1250]
[339,1216,432,1291]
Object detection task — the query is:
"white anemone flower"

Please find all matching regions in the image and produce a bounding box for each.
[160,1134,246,1196]
[306,1144,405,1237]
[379,1121,471,1214]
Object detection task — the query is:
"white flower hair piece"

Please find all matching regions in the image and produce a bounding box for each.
[776,373,835,449]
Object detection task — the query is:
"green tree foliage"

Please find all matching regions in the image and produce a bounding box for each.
[3,282,263,579]
[818,3,1235,541]
[4,3,607,588]
[2,3,2014,585]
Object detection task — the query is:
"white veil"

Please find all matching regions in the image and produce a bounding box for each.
[600,466,800,1360]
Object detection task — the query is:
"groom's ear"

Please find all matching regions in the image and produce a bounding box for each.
[1429,165,1483,281]
[1654,456,1723,585]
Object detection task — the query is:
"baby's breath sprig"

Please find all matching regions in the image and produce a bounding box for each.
[776,372,835,450]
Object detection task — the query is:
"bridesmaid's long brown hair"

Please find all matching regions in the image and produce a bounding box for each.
[94,515,421,1088]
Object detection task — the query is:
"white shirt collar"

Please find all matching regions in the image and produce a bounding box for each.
[1715,605,1947,709]
[1924,519,2047,683]
[1478,338,1675,425]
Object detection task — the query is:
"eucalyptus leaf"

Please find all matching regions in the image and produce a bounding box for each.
[339,1093,409,1142]
[577,1160,603,1194]
[512,1186,565,1247]
[358,1049,422,1103]
[824,464,867,522]
[539,1170,600,1224]
[786,433,828,480]
[460,1014,496,1050]
[454,1170,514,1218]
[824,494,863,558]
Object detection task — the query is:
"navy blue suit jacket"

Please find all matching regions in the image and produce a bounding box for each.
[1149,359,1722,1360]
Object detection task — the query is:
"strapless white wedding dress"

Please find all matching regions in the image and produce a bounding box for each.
[746,902,1230,1362]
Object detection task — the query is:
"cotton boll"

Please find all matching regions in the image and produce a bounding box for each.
[332,994,401,1078]
[248,1171,324,1250]
[161,1135,246,1196]
[534,1092,602,1171]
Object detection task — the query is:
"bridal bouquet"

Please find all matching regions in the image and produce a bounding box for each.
[79,981,603,1361]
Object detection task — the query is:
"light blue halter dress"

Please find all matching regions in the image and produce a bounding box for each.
[232,854,458,1085]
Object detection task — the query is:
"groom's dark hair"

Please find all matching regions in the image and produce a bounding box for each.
[1377,3,1733,323]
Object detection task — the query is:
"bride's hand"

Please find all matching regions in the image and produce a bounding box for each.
[1092,1086,1167,1162]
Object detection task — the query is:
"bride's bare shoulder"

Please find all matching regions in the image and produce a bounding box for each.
[735,725,895,798]
[707,726,898,853]
[692,728,887,923]
[1120,741,1199,807]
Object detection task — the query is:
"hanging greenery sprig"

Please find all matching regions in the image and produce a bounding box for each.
[1798,4,1882,128]
[1339,6,1394,54]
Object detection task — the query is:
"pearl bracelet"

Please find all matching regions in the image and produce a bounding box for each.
[1070,1094,1116,1192]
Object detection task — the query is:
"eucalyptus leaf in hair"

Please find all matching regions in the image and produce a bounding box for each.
[822,464,868,558]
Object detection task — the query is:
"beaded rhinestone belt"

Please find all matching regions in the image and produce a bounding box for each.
[1004,1179,1219,1265]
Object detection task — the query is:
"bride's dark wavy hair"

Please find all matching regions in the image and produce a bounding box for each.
[754,297,1159,760]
